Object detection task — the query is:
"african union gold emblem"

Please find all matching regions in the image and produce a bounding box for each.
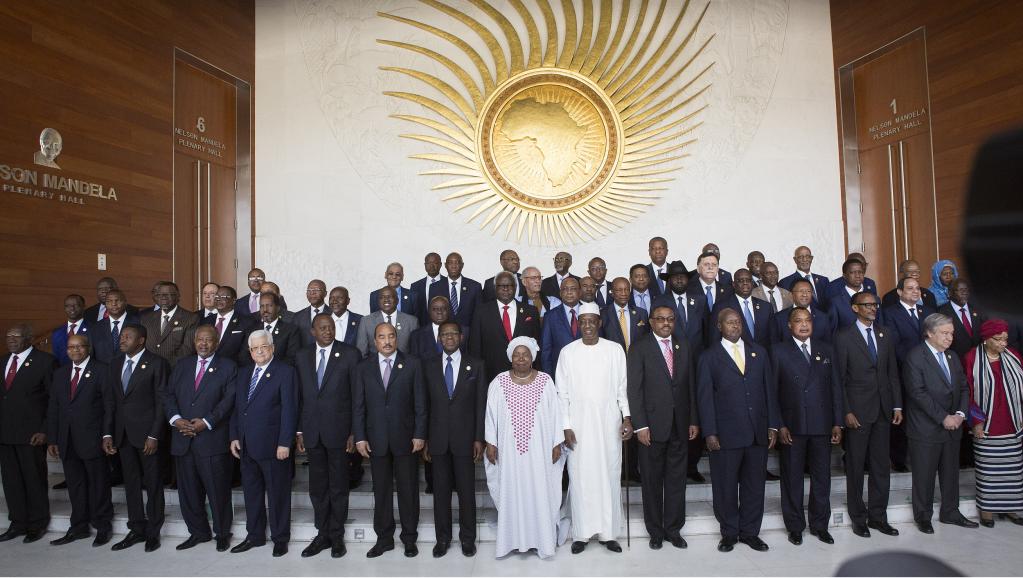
[380,0,713,244]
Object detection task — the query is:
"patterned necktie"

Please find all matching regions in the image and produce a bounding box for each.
[101,305,109,320]
[385,314,392,326]
[111,320,120,345]
[661,339,674,378]
[639,293,648,313]
[67,322,76,337]
[801,342,811,365]
[743,299,756,339]
[161,314,170,334]
[445,356,455,398]
[618,308,630,350]
[570,308,578,337]
[657,268,665,293]
[121,359,133,393]
[69,366,81,399]
[705,284,715,310]
[216,316,225,336]
[316,349,326,389]
[313,307,320,318]
[865,327,878,363]
[450,281,460,313]
[248,366,262,400]
[960,307,974,336]
[768,289,778,312]
[382,358,393,390]
[937,351,951,382]
[265,323,272,332]
[732,343,745,374]
[4,355,17,389]
[502,305,513,341]
[195,358,207,391]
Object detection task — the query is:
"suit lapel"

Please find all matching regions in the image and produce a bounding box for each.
[319,342,343,396]
[925,348,952,387]
[125,354,148,397]
[451,361,472,401]
[70,361,90,402]
[193,356,218,401]
[247,360,273,405]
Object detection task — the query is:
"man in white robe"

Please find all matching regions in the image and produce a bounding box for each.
[484,336,566,559]
[557,302,633,553]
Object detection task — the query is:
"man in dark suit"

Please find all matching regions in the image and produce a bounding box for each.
[356,287,419,357]
[102,323,169,552]
[579,276,598,305]
[628,263,655,315]
[410,296,452,359]
[202,285,256,363]
[688,251,733,314]
[938,278,984,360]
[834,291,903,538]
[540,277,582,375]
[141,281,199,367]
[0,324,56,543]
[229,329,298,557]
[710,269,773,349]
[200,282,220,320]
[470,272,541,383]
[828,259,881,331]
[902,313,978,532]
[295,314,360,559]
[84,276,138,324]
[771,280,833,345]
[689,243,733,288]
[481,249,525,303]
[540,251,579,303]
[234,268,266,318]
[627,306,698,550]
[91,289,140,365]
[603,277,651,352]
[779,246,830,309]
[587,257,613,308]
[47,334,112,546]
[165,326,237,552]
[293,279,328,349]
[354,322,427,558]
[697,309,779,553]
[245,293,301,366]
[746,251,765,287]
[645,236,670,299]
[411,253,447,326]
[423,322,486,557]
[881,260,939,310]
[652,263,707,353]
[52,294,90,366]
[369,262,417,317]
[328,286,362,348]
[772,308,843,546]
[428,252,482,329]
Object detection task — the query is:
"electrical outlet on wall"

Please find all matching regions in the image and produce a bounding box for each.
[97,253,107,271]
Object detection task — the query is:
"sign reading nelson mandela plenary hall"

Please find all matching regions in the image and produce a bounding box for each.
[0,128,119,206]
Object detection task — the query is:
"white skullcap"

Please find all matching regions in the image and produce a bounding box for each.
[506,336,540,362]
[578,301,601,317]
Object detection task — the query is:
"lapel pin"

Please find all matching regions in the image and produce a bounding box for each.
[519,308,524,313]
[815,355,821,361]
[674,344,680,350]
[265,372,271,378]
[878,332,884,338]
[351,321,356,326]
[755,304,760,310]
[140,364,147,370]
[751,352,757,358]
[689,298,695,305]
[397,363,403,369]
[84,372,91,378]
[209,366,216,373]
[174,320,179,326]
[466,365,471,371]
[24,360,31,367]
[396,323,402,330]
[334,352,340,358]
[972,312,977,317]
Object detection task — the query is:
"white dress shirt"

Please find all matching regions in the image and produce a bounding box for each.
[214,310,235,339]
[497,300,517,334]
[7,346,33,373]
[332,311,350,342]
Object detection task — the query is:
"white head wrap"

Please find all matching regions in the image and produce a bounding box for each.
[506,336,540,362]
[578,301,601,317]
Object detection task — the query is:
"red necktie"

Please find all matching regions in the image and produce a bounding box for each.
[69,366,81,399]
[103,308,109,320]
[570,309,578,337]
[5,355,18,389]
[195,358,208,391]
[67,322,76,337]
[216,316,225,336]
[961,308,973,337]
[502,305,513,341]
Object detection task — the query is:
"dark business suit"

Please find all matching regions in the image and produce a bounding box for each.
[652,291,708,356]
[409,323,469,360]
[353,352,427,546]
[165,354,237,540]
[200,312,256,364]
[771,340,843,533]
[412,276,448,326]
[295,341,359,543]
[646,263,670,299]
[710,295,774,349]
[601,304,650,352]
[481,273,526,303]
[540,273,580,301]
[48,358,113,536]
[244,319,301,366]
[336,312,363,348]
[469,300,541,383]
[230,359,298,546]
[540,304,582,376]
[234,292,261,318]
[293,304,329,349]
[779,272,830,309]
[825,277,878,303]
[687,282,733,336]
[883,302,934,470]
[592,280,613,309]
[627,333,697,540]
[696,340,780,539]
[828,288,886,333]
[770,306,833,345]
[938,302,985,360]
[688,268,733,289]
[370,285,417,318]
[90,313,141,365]
[85,302,140,325]
[141,307,199,367]
[902,344,970,523]
[52,321,91,366]
[423,353,485,545]
[881,286,938,311]
[834,323,902,527]
[104,351,169,539]
[428,276,483,329]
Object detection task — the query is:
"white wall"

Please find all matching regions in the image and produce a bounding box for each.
[255,0,843,309]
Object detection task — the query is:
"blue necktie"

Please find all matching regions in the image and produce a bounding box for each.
[396,288,402,312]
[801,342,811,365]
[638,293,648,314]
[316,349,326,389]
[705,285,714,310]
[445,356,455,399]
[450,281,459,314]
[937,351,951,382]
[742,299,756,339]
[111,320,120,346]
[865,327,878,363]
[248,367,262,401]
[121,359,133,393]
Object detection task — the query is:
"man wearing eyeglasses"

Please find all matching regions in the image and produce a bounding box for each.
[235,268,267,317]
[141,281,199,367]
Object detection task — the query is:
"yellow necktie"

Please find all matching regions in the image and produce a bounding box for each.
[732,342,745,374]
[618,308,629,351]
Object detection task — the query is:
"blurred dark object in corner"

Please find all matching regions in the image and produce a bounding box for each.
[962,127,1023,323]
[835,551,962,576]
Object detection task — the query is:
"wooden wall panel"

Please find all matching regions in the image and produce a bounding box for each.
[0,1,253,340]
[830,0,1023,277]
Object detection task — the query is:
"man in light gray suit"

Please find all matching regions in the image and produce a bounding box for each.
[356,287,418,357]
[752,262,792,314]
[902,313,978,534]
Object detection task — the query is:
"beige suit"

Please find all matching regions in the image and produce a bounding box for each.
[752,285,793,313]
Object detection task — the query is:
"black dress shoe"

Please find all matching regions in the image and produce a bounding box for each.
[940,516,979,528]
[348,479,361,490]
[403,543,418,557]
[51,531,89,546]
[717,536,737,552]
[787,531,802,545]
[917,521,935,534]
[92,531,111,547]
[144,537,160,552]
[460,542,476,557]
[301,536,330,558]
[23,530,44,544]
[687,471,706,483]
[980,516,995,528]
[810,529,834,544]
[176,535,211,551]
[273,543,288,557]
[851,524,870,538]
[331,542,347,558]
[0,528,26,542]
[230,539,264,553]
[571,540,587,554]
[668,534,688,549]
[867,520,899,536]
[425,485,433,495]
[739,536,769,551]
[112,531,146,551]
[216,536,231,552]
[649,537,663,550]
[603,540,622,553]
[53,480,68,490]
[432,541,449,558]
[366,541,394,558]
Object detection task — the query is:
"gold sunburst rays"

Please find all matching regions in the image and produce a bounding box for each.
[378,0,714,245]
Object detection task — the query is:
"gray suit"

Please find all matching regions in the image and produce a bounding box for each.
[355,311,419,357]
[752,285,792,313]
[293,305,327,349]
[902,342,969,523]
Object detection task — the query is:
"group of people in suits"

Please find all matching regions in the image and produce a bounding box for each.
[2,238,1017,560]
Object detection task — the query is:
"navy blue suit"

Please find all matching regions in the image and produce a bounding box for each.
[689,268,733,289]
[428,276,483,329]
[779,272,829,308]
[710,295,774,349]
[652,291,709,355]
[646,263,668,299]
[89,313,140,365]
[824,277,877,305]
[408,323,469,359]
[369,285,418,318]
[234,293,261,318]
[52,321,91,366]
[592,281,613,309]
[697,340,780,539]
[540,304,582,375]
[600,304,650,352]
[411,276,447,326]
[336,312,362,348]
[771,340,843,533]
[165,354,237,540]
[200,312,256,365]
[828,288,885,334]
[883,303,934,365]
[770,306,833,345]
[230,358,298,545]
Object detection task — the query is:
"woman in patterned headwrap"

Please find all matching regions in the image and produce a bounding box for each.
[929,260,958,307]
[966,319,1023,527]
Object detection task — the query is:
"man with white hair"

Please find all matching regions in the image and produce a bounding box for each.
[556,302,632,554]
